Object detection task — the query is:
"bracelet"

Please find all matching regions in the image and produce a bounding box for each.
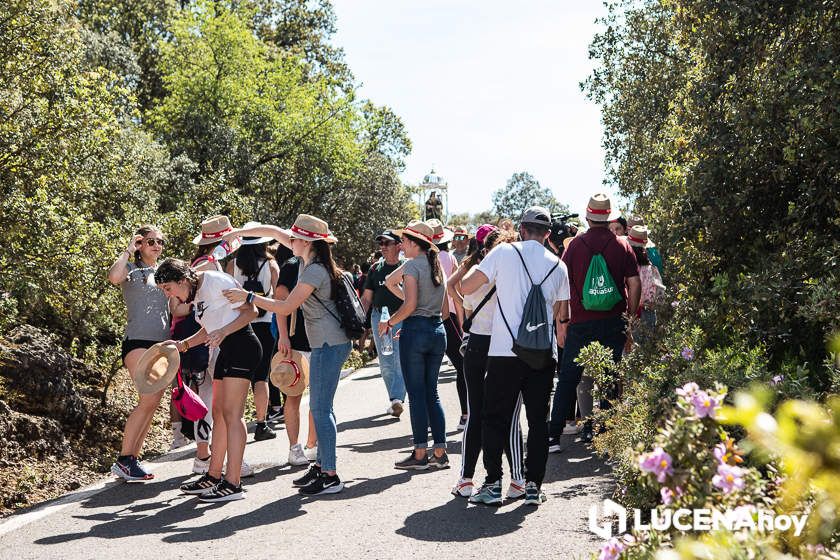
[246,291,255,304]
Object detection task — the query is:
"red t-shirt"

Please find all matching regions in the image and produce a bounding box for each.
[562,227,639,324]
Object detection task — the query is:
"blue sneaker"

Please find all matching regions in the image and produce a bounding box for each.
[111,456,153,481]
[468,480,502,506]
[523,481,547,505]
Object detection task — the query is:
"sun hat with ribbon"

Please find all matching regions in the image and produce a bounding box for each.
[133,342,180,394]
[586,193,620,222]
[475,224,498,244]
[239,221,273,245]
[193,215,234,246]
[396,220,439,252]
[284,214,337,244]
[627,225,650,248]
[628,215,646,228]
[452,225,470,239]
[425,219,455,245]
[269,350,310,397]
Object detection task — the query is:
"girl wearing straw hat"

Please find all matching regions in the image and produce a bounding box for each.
[107,225,171,481]
[155,258,261,502]
[222,214,352,496]
[380,220,450,470]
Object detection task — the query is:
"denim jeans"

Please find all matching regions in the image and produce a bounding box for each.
[549,316,625,436]
[370,308,405,402]
[309,341,352,472]
[399,316,447,449]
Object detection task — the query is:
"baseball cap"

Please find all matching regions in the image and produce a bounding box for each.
[519,206,552,227]
[375,230,401,243]
[475,224,498,244]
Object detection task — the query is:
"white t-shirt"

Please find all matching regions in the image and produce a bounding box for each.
[477,240,570,358]
[194,271,245,333]
[463,281,496,336]
[233,259,274,324]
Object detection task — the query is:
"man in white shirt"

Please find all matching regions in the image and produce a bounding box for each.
[460,206,570,506]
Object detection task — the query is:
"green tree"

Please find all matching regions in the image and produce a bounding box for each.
[490,172,566,220]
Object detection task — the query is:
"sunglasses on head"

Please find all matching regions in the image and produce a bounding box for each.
[144,238,165,247]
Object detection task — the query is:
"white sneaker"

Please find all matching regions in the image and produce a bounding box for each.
[226,461,255,478]
[170,431,191,451]
[303,445,318,461]
[192,456,210,474]
[451,477,474,497]
[507,479,526,500]
[456,416,468,430]
[288,444,309,467]
[562,423,581,435]
[339,368,353,379]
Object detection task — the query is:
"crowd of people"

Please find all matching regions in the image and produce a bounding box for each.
[108,192,665,505]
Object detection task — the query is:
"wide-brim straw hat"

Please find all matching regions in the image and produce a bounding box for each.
[269,350,310,397]
[425,219,455,244]
[193,215,234,245]
[395,220,439,252]
[627,225,649,248]
[283,214,337,243]
[586,193,620,222]
[238,221,273,245]
[133,342,180,394]
[628,215,646,228]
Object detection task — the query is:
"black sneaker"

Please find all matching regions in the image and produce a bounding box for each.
[181,473,222,495]
[254,423,277,441]
[299,472,344,495]
[199,479,245,502]
[580,421,594,444]
[395,451,429,470]
[428,452,450,469]
[292,464,321,487]
[548,437,563,453]
[268,408,285,423]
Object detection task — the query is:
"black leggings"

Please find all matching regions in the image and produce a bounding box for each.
[443,315,467,415]
[461,334,523,480]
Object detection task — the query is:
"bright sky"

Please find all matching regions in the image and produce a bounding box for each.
[332,1,620,218]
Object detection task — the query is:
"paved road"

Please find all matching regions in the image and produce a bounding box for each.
[0,360,612,560]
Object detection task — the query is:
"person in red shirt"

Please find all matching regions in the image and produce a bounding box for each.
[549,194,641,445]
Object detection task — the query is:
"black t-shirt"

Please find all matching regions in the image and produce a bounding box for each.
[363,258,405,314]
[277,257,310,351]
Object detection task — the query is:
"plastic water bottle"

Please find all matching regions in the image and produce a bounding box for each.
[379,307,394,356]
[210,238,241,262]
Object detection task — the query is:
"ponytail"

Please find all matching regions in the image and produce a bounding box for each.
[426,251,442,287]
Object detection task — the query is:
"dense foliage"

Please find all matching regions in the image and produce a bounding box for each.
[0,0,415,361]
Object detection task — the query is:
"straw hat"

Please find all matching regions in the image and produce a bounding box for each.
[284,214,337,244]
[133,342,180,394]
[193,215,234,245]
[453,226,470,238]
[395,220,439,252]
[425,219,455,244]
[586,194,620,222]
[628,215,646,228]
[269,350,310,397]
[239,221,273,245]
[627,225,649,248]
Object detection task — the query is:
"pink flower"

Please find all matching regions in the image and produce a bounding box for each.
[639,447,673,483]
[713,443,727,463]
[692,391,719,418]
[681,346,695,361]
[712,464,746,493]
[770,375,783,386]
[598,537,627,560]
[676,382,699,397]
[660,487,674,505]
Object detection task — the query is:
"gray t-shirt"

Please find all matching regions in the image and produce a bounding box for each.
[403,256,445,317]
[298,261,350,348]
[121,262,170,341]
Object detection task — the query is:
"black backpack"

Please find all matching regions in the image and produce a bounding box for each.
[313,272,367,339]
[242,259,269,317]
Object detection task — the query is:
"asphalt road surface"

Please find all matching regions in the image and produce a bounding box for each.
[0,359,612,560]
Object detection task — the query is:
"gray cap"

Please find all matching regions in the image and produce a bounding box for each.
[520,206,552,227]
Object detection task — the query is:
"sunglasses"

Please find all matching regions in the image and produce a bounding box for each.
[144,238,165,247]
[454,235,468,241]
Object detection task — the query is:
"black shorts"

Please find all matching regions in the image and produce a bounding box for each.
[251,322,274,384]
[214,326,262,381]
[121,339,160,361]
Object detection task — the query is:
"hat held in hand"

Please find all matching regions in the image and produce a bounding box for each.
[133,342,180,394]
[269,350,310,397]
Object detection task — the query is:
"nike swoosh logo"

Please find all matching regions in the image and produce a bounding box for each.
[525,322,545,332]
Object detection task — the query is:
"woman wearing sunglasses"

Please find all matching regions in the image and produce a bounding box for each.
[107,225,171,481]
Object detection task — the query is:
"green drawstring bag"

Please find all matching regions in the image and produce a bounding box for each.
[582,253,623,311]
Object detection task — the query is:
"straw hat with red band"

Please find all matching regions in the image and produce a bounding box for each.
[395,220,439,252]
[585,193,620,222]
[425,219,455,244]
[269,350,310,397]
[193,215,234,245]
[627,225,650,248]
[284,214,337,244]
